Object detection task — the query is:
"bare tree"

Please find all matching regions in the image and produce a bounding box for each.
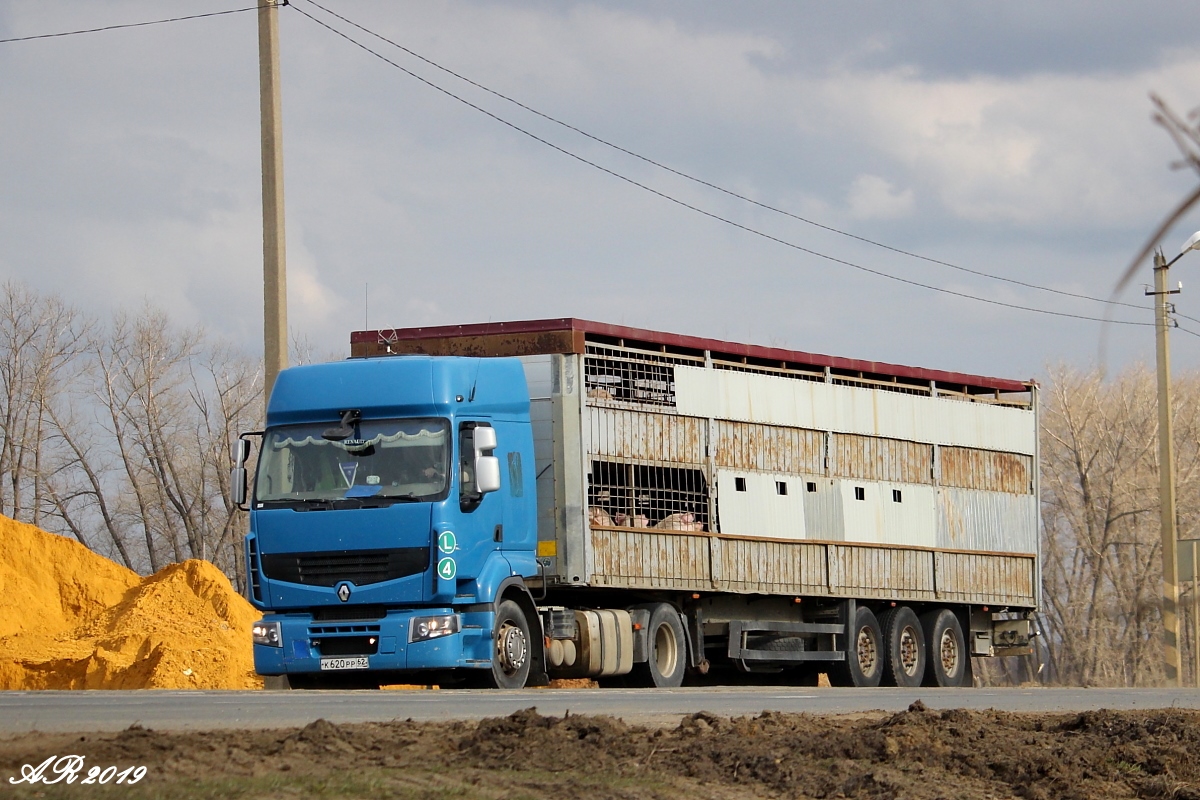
[0,282,90,526]
[1038,364,1200,686]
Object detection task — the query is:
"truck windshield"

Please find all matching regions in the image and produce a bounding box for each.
[255,418,450,505]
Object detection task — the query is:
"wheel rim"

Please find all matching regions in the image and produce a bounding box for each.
[898,625,921,677]
[856,626,878,674]
[653,622,678,678]
[496,622,528,675]
[939,628,960,676]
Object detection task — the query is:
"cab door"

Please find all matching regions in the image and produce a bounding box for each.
[438,420,505,593]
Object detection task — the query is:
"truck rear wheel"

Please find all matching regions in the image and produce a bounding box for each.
[880,606,925,687]
[830,606,883,687]
[920,608,967,687]
[488,599,532,689]
[632,604,686,688]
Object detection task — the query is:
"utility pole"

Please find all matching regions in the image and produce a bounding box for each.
[1151,250,1183,687]
[258,0,288,397]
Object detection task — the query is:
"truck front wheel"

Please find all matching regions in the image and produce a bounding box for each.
[632,604,686,688]
[488,599,532,689]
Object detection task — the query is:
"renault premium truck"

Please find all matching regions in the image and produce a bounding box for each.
[235,319,1039,689]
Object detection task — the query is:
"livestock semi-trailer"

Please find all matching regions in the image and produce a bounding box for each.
[236,318,1039,689]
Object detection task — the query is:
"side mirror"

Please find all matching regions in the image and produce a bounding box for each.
[475,456,501,493]
[232,439,251,468]
[232,467,248,506]
[473,426,497,453]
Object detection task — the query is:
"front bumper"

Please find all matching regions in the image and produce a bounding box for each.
[254,607,495,675]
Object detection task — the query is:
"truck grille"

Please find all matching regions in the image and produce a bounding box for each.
[260,548,427,587]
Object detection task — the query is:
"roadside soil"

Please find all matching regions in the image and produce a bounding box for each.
[3,703,1199,799]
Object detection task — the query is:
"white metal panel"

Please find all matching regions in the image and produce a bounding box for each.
[937,488,1038,554]
[674,366,1035,455]
[529,399,556,544]
[838,480,884,544]
[714,469,807,540]
[518,354,555,400]
[802,478,845,541]
[880,484,937,548]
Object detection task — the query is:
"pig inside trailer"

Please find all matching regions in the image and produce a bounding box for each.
[337,319,1039,688]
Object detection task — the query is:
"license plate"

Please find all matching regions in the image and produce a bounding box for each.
[320,656,369,671]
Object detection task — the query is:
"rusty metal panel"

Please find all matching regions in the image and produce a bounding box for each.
[829,544,936,600]
[937,488,1037,553]
[588,527,710,590]
[350,329,584,359]
[720,538,827,594]
[712,420,823,473]
[934,551,1036,605]
[832,433,932,484]
[940,447,1032,494]
[587,407,705,464]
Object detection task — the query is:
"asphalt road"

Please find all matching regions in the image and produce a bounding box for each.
[2,687,1199,734]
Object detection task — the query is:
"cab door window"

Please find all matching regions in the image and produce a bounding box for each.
[459,422,491,512]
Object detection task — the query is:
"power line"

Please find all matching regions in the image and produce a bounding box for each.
[0,6,260,45]
[297,0,1154,315]
[290,4,1154,328]
[1175,324,1200,339]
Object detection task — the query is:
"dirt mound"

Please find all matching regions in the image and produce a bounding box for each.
[4,706,1200,799]
[0,515,138,639]
[0,517,261,689]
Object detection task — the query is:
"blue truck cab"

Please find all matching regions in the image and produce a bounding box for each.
[238,355,545,688]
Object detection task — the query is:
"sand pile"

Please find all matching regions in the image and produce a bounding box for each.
[0,516,262,689]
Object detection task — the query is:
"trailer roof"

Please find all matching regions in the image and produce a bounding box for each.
[350,318,1030,395]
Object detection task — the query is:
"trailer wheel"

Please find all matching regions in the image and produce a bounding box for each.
[633,604,686,688]
[830,606,883,687]
[920,608,966,687]
[879,606,925,687]
[488,599,532,689]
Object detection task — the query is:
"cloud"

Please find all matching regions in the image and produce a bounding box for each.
[1,0,1199,383]
[847,175,914,220]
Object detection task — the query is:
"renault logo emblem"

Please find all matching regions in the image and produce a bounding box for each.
[336,583,351,602]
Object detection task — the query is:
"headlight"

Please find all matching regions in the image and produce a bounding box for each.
[410,614,460,643]
[252,620,282,647]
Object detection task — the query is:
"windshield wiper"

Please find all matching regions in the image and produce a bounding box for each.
[293,499,336,511]
[381,493,423,503]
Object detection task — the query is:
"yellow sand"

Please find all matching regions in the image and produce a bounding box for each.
[0,516,262,689]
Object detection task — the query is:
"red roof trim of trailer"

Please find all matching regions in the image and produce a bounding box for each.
[351,318,1030,394]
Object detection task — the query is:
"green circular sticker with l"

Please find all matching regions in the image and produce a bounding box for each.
[437,531,457,554]
[437,557,457,580]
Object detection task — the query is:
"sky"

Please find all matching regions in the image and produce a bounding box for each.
[2,1,1200,383]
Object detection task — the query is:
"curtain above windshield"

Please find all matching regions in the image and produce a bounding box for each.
[255,418,449,504]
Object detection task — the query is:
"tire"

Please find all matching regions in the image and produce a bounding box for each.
[879,606,926,687]
[920,608,967,687]
[487,599,533,689]
[830,606,883,687]
[632,604,687,688]
[262,675,292,690]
